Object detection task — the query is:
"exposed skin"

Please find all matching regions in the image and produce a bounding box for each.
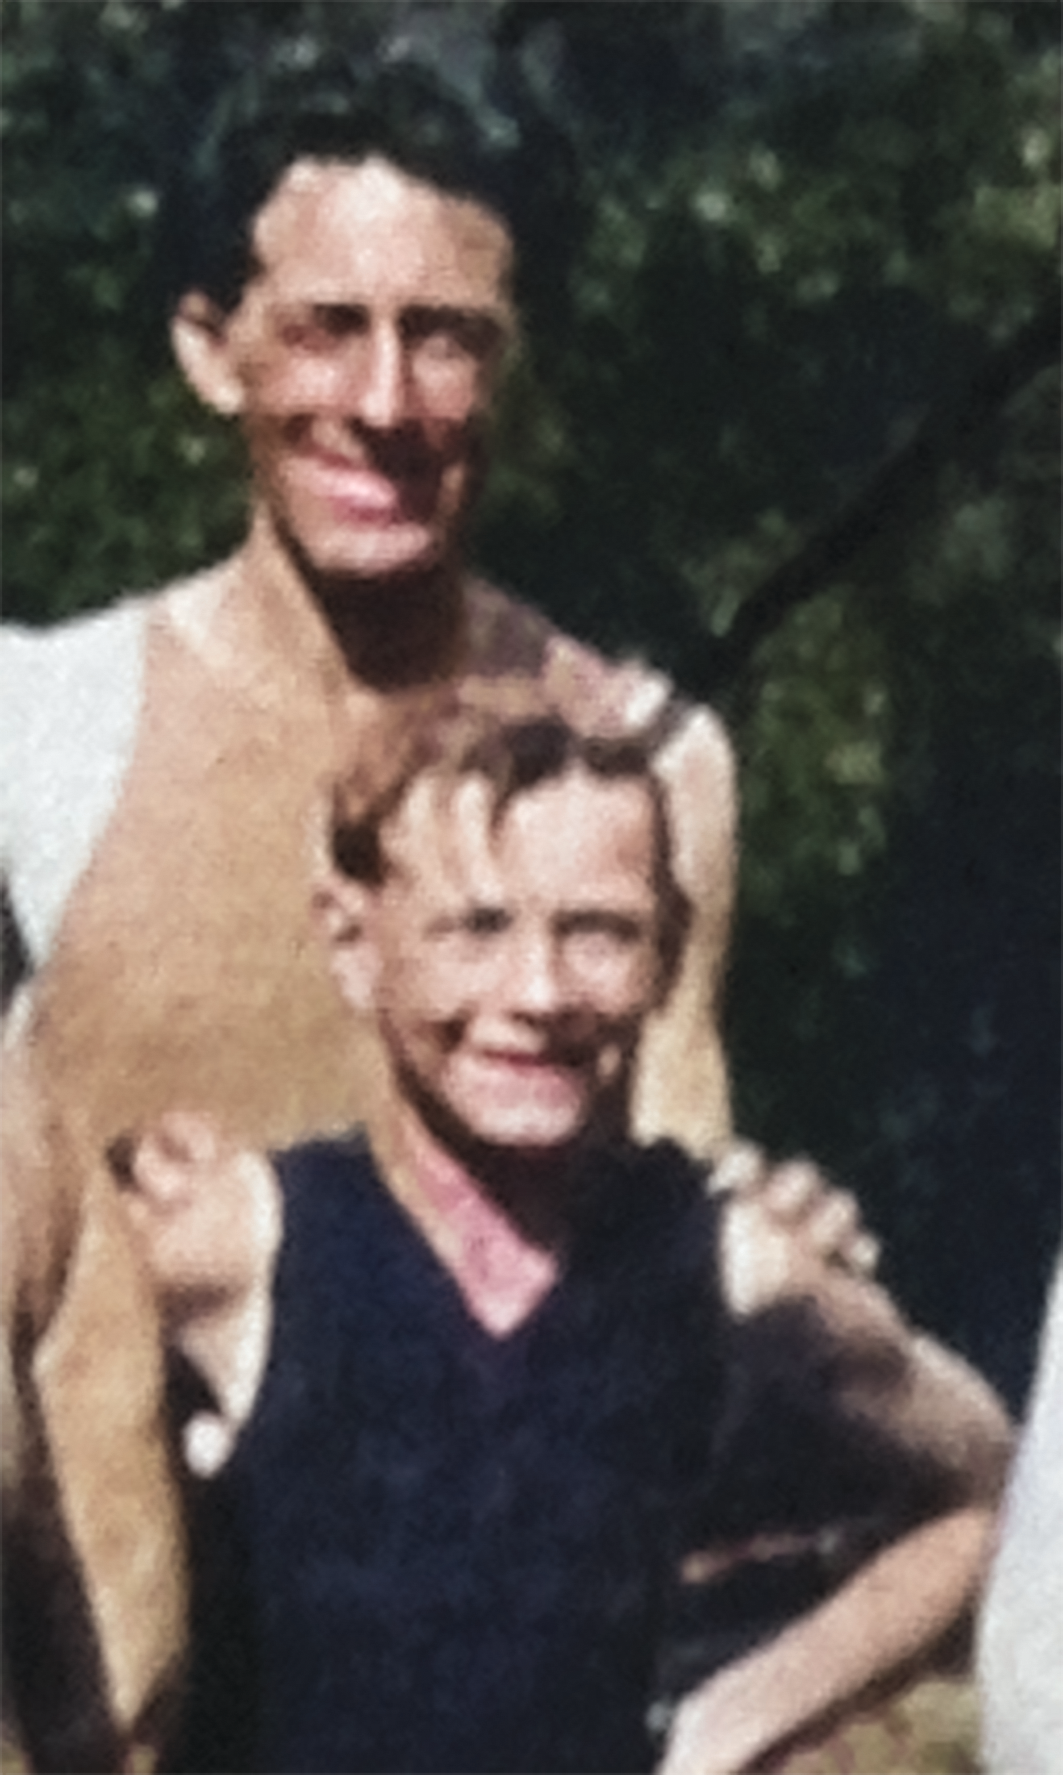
[169,153,736,1156]
[337,765,1010,1773]
[364,772,662,1152]
[172,157,516,615]
[1,153,734,1765]
[124,758,1009,1773]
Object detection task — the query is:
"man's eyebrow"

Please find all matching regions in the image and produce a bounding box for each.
[273,298,367,327]
[401,305,510,346]
[265,298,510,350]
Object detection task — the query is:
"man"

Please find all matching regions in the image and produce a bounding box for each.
[0,60,732,1763]
[118,698,1009,1774]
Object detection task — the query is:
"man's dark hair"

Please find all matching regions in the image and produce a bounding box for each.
[333,693,692,993]
[159,50,579,329]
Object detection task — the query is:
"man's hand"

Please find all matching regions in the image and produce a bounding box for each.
[713,1141,880,1319]
[542,636,673,743]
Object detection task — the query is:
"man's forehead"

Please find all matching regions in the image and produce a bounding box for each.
[249,155,516,307]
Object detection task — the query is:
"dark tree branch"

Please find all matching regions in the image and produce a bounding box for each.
[696,293,1061,710]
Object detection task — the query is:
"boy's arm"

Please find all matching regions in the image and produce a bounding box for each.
[659,1502,996,1775]
[714,1144,1012,1494]
[659,1163,1012,1775]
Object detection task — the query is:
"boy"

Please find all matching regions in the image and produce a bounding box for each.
[123,695,1009,1773]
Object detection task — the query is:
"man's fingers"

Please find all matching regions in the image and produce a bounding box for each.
[710,1144,881,1284]
[755,1159,825,1221]
[708,1141,770,1197]
[804,1189,877,1270]
[543,638,670,737]
[846,1231,881,1276]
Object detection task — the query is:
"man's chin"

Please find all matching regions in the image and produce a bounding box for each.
[311,525,445,585]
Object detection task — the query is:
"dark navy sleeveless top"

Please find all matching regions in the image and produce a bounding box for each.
[175,1136,725,1774]
[172,1136,945,1774]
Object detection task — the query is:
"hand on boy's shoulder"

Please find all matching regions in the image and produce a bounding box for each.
[712,1142,892,1328]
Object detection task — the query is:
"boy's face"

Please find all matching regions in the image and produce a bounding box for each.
[356,766,664,1155]
[179,155,515,586]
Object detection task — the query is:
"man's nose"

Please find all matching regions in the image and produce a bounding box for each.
[350,323,410,430]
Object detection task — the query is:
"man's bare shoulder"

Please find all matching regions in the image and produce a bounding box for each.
[462,575,731,758]
[462,575,561,676]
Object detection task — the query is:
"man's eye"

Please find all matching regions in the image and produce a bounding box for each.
[278,306,366,349]
[404,310,501,366]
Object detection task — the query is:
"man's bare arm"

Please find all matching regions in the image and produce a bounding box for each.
[634,707,737,1159]
[540,636,737,1160]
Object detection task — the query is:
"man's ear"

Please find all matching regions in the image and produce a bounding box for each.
[312,871,379,1014]
[169,291,245,417]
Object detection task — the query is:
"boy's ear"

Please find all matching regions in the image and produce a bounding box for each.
[312,871,379,1014]
[169,291,245,417]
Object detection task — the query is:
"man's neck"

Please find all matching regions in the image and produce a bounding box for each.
[380,1110,579,1338]
[231,507,467,692]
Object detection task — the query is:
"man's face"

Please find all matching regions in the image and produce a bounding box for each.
[363,767,664,1155]
[201,156,515,583]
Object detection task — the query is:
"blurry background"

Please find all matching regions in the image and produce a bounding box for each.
[3,0,1059,1407]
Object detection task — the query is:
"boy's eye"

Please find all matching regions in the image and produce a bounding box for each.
[559,913,646,948]
[428,906,510,943]
[461,906,510,939]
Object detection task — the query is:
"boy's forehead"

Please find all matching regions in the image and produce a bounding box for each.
[378,765,658,906]
[382,773,506,899]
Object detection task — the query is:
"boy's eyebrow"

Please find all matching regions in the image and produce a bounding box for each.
[426,904,511,936]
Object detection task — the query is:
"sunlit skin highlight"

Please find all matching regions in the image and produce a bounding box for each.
[191,157,516,592]
[367,768,664,1163]
[327,766,666,1312]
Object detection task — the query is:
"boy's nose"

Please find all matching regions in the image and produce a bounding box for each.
[507,930,566,1019]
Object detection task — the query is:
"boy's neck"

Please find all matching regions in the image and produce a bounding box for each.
[382,1110,573,1338]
